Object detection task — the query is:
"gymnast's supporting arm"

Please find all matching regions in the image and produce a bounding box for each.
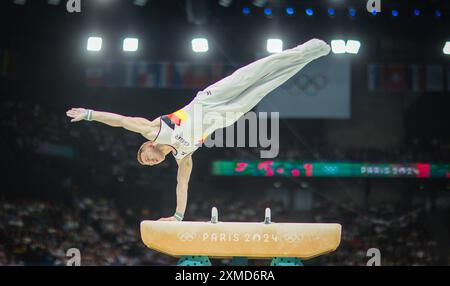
[159,155,193,221]
[66,107,156,136]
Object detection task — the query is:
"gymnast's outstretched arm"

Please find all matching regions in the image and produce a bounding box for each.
[159,154,193,221]
[66,107,157,136]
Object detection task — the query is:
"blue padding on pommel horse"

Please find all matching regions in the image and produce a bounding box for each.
[270,257,303,266]
[178,256,212,266]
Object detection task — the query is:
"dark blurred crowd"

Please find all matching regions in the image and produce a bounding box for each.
[0,196,157,266]
[312,198,440,266]
[0,193,443,266]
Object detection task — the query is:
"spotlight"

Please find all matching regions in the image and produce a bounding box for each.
[328,8,335,17]
[348,8,356,18]
[192,38,209,53]
[305,8,314,16]
[391,10,398,17]
[87,37,102,52]
[267,39,283,53]
[331,40,346,54]
[286,7,294,15]
[264,8,272,16]
[346,40,361,54]
[242,7,250,15]
[443,42,450,55]
[123,38,139,52]
[413,9,421,17]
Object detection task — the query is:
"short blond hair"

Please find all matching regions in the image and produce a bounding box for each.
[137,142,149,165]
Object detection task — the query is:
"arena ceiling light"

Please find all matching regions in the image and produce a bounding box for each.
[267,39,283,53]
[345,40,361,54]
[123,38,139,52]
[192,38,209,53]
[305,8,314,16]
[330,40,346,54]
[443,42,450,55]
[348,8,356,18]
[264,8,272,16]
[286,7,295,16]
[87,37,103,52]
[242,6,251,15]
[327,8,335,17]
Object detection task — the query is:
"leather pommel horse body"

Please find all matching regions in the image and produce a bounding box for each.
[140,208,341,266]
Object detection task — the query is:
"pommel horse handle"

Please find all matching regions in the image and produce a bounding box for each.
[211,207,218,224]
[264,208,271,224]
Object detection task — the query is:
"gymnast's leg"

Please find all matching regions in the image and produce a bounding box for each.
[194,38,331,108]
[209,39,331,128]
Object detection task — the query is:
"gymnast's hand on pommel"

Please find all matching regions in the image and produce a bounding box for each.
[66,107,88,122]
[157,216,177,222]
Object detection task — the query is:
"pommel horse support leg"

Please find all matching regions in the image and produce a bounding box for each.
[140,208,342,266]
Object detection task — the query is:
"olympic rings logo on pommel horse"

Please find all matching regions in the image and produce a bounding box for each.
[177,232,196,242]
[140,207,342,266]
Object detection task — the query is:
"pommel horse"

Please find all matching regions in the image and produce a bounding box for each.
[140,208,342,266]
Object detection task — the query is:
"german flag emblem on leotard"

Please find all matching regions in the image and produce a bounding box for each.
[167,109,188,126]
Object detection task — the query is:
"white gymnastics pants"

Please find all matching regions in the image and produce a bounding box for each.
[191,38,331,134]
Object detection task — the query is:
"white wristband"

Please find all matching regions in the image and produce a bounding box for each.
[85,109,93,121]
[174,212,184,221]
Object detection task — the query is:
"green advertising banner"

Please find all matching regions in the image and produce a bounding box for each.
[212,161,450,178]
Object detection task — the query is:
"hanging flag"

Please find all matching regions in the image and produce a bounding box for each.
[138,63,160,88]
[124,61,138,87]
[447,65,450,92]
[367,63,383,92]
[85,66,104,86]
[426,64,444,92]
[86,62,238,89]
[410,64,426,93]
[0,49,17,79]
[188,64,210,89]
[385,64,409,92]
[0,49,5,77]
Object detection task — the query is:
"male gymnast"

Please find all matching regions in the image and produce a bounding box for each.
[66,39,331,221]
